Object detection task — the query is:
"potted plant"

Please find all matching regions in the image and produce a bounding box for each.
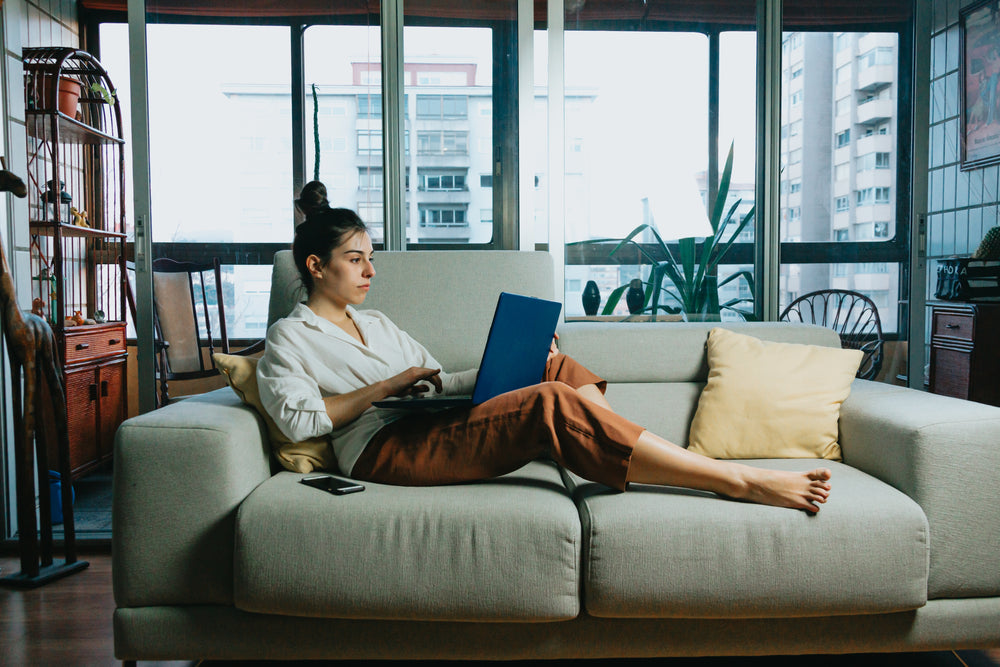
[571,142,756,321]
[29,72,82,117]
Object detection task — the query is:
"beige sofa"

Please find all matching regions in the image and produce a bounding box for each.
[112,250,1000,662]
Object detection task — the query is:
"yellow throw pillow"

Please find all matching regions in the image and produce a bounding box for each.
[213,353,335,474]
[687,327,863,461]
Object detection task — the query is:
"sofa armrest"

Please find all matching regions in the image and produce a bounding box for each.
[112,388,272,608]
[839,381,1000,599]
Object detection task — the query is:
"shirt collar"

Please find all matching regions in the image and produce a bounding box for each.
[288,302,371,347]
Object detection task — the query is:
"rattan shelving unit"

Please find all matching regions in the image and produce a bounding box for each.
[23,47,127,478]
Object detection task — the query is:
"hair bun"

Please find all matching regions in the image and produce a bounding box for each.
[295,180,330,217]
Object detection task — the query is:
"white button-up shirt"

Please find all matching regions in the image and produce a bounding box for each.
[257,303,477,475]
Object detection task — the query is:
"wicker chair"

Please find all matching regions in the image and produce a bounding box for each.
[779,289,884,381]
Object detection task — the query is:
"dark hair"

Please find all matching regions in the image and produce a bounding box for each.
[292,183,369,295]
[294,180,329,218]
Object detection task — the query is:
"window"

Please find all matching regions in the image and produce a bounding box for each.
[876,152,891,168]
[358,130,383,155]
[420,171,467,191]
[416,94,468,119]
[789,148,802,164]
[791,66,803,79]
[859,47,893,68]
[480,174,493,188]
[359,167,382,190]
[834,162,850,181]
[835,33,852,51]
[790,181,802,194]
[835,229,850,241]
[788,207,801,221]
[875,186,891,203]
[874,222,890,238]
[835,196,850,212]
[836,129,851,148]
[417,131,469,155]
[835,96,851,116]
[791,90,803,106]
[836,64,851,84]
[856,188,873,205]
[358,94,382,118]
[419,206,468,227]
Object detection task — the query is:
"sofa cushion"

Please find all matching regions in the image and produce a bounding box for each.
[213,352,336,474]
[687,328,862,461]
[233,460,581,621]
[565,459,928,619]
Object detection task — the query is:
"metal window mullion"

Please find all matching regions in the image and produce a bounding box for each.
[548,0,565,306]
[381,0,406,251]
[291,25,306,221]
[518,0,535,250]
[127,0,156,414]
[908,3,930,390]
[755,0,781,322]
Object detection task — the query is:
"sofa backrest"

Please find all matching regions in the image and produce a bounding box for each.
[268,249,556,371]
[268,248,840,378]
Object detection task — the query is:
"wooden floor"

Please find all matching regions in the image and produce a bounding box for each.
[2,550,999,667]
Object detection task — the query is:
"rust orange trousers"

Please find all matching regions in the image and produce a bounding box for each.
[351,354,644,491]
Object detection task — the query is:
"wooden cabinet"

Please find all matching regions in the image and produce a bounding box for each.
[62,324,127,476]
[24,48,127,478]
[929,302,1000,407]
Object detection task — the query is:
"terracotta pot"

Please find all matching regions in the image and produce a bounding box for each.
[35,75,81,116]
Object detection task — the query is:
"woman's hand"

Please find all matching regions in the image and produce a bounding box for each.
[323,367,442,430]
[385,367,442,397]
[547,333,560,363]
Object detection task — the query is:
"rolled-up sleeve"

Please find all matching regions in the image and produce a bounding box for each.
[257,329,334,443]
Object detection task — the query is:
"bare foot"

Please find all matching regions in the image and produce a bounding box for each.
[731,467,832,513]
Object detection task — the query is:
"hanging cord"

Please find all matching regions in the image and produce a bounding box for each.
[311,83,320,181]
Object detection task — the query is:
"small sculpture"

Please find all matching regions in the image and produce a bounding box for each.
[31,298,45,318]
[70,207,89,228]
[71,310,85,326]
[93,309,105,324]
[582,280,601,316]
[626,278,645,314]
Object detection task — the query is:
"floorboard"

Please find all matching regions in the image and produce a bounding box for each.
[1,552,998,667]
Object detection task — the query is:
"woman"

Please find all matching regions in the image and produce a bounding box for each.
[257,182,833,513]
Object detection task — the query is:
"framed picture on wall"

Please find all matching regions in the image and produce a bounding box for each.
[961,0,1000,169]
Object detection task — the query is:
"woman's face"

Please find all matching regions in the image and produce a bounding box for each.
[306,231,375,310]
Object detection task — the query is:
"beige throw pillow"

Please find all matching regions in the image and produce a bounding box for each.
[687,327,862,461]
[213,353,335,473]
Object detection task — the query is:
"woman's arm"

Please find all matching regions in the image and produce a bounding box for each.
[322,366,442,430]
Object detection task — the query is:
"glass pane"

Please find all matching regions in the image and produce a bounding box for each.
[558,30,711,319]
[780,263,901,335]
[779,31,901,306]
[403,25,494,244]
[145,24,292,243]
[304,25,384,242]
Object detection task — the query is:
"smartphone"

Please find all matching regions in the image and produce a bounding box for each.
[300,474,365,495]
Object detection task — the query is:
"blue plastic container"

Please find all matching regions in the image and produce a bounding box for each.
[48,470,74,524]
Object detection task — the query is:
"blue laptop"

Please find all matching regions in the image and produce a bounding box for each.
[372,292,562,409]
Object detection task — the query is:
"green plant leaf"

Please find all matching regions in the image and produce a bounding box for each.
[600,284,628,315]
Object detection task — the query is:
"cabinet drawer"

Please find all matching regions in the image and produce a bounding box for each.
[932,311,975,342]
[64,324,126,364]
[930,346,972,400]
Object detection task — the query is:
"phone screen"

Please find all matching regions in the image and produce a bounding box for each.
[300,474,365,495]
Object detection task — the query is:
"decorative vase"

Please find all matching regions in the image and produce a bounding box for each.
[626,278,645,314]
[582,280,600,315]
